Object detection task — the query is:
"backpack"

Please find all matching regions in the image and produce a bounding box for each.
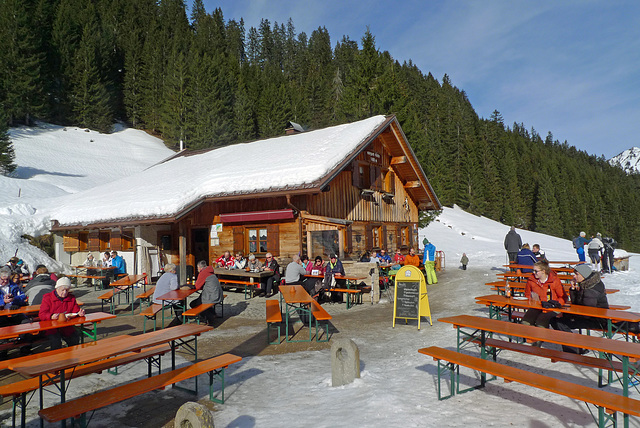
[572,237,580,249]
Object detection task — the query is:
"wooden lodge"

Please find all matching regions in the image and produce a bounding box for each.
[50,115,441,282]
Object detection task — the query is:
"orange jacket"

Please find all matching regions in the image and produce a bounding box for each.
[404,254,420,267]
[524,270,567,305]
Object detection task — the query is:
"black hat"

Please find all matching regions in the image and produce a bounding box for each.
[330,253,338,259]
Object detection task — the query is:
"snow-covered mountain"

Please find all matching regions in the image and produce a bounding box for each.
[609,147,640,173]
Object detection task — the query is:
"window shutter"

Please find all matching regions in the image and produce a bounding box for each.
[111,230,122,251]
[352,161,361,189]
[396,225,402,248]
[267,224,280,256]
[63,233,80,252]
[345,225,352,254]
[88,232,100,251]
[233,226,244,253]
[382,225,388,250]
[365,224,373,250]
[369,166,376,190]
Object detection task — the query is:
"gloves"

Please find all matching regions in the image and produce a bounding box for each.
[9,304,21,310]
[541,300,561,309]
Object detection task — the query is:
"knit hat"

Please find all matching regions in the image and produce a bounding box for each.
[574,264,592,279]
[55,277,72,289]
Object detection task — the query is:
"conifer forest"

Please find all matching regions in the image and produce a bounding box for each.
[2,0,639,250]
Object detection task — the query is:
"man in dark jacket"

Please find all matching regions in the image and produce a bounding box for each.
[516,244,537,273]
[189,261,222,325]
[601,236,616,274]
[24,265,56,305]
[260,253,280,297]
[504,226,522,265]
[551,263,608,353]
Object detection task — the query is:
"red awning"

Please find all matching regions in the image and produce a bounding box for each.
[220,209,295,224]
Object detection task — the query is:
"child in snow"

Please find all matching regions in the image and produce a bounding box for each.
[460,253,469,270]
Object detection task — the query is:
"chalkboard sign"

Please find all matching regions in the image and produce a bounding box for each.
[395,281,420,319]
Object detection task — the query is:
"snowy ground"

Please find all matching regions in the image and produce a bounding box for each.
[1,124,638,427]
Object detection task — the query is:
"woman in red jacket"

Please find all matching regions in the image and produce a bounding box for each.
[39,277,85,349]
[522,261,567,332]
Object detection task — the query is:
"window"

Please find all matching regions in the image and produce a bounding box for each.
[372,226,382,248]
[358,164,371,189]
[99,231,110,251]
[248,228,268,254]
[400,226,409,246]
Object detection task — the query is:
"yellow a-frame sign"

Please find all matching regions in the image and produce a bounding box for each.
[392,265,432,329]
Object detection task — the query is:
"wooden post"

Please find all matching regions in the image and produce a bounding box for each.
[179,222,187,285]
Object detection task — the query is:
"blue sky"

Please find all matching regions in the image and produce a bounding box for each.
[199,1,640,159]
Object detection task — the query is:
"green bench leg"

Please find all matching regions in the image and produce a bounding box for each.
[267,322,281,345]
[209,367,226,404]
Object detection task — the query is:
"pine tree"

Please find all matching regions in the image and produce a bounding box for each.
[71,21,113,133]
[0,114,16,176]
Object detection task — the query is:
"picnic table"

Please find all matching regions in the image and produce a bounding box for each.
[439,314,640,398]
[156,287,198,327]
[0,311,115,343]
[6,324,212,427]
[214,268,273,299]
[503,263,577,274]
[108,274,147,315]
[279,285,315,342]
[475,294,640,338]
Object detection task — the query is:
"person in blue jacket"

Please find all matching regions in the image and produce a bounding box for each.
[422,238,438,285]
[0,267,27,326]
[110,250,127,276]
[574,231,590,262]
[516,243,538,273]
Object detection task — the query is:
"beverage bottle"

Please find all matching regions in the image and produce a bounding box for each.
[505,281,511,298]
[546,286,551,301]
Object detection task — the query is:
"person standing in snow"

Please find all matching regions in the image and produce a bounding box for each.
[601,236,616,273]
[504,226,522,265]
[574,231,590,262]
[422,239,438,284]
[460,253,469,270]
[587,233,604,271]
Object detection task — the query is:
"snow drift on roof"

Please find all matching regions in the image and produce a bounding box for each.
[51,115,387,226]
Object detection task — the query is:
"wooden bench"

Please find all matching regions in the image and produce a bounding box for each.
[136,286,156,308]
[1,338,170,428]
[265,299,282,345]
[138,304,165,333]
[332,288,362,309]
[419,346,640,427]
[39,353,242,426]
[98,288,126,314]
[219,279,256,299]
[310,300,331,342]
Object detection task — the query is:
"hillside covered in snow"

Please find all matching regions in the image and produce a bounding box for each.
[0,122,174,271]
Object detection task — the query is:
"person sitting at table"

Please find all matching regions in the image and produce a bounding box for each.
[550,263,608,354]
[323,254,346,302]
[359,251,370,262]
[393,248,405,264]
[285,255,307,286]
[215,251,235,269]
[246,253,261,271]
[84,253,97,281]
[379,249,392,264]
[15,259,29,277]
[110,251,127,277]
[5,257,20,274]
[304,256,326,296]
[369,250,381,264]
[233,252,247,270]
[99,251,112,289]
[516,243,537,273]
[403,248,420,267]
[39,277,85,349]
[25,265,56,305]
[189,261,222,325]
[532,244,547,262]
[0,267,27,327]
[300,255,310,270]
[259,253,280,297]
[522,261,567,345]
[153,263,183,327]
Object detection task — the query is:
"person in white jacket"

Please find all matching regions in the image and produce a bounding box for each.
[587,233,604,272]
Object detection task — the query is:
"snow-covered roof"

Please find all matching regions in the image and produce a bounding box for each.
[51,115,389,227]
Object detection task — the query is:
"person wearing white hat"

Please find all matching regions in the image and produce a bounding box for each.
[39,277,85,349]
